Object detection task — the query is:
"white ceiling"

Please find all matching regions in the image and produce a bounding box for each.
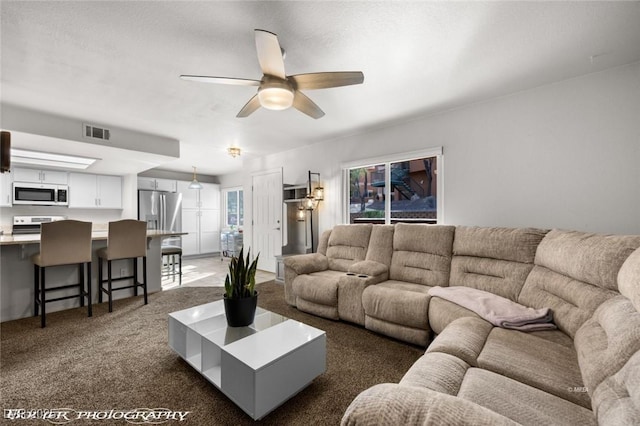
[2,1,640,176]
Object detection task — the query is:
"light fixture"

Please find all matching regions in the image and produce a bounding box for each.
[228,147,241,158]
[307,171,324,205]
[303,194,317,211]
[313,185,324,201]
[11,148,98,170]
[296,204,306,222]
[188,166,203,189]
[257,79,294,110]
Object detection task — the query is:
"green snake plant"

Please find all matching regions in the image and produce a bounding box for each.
[224,247,260,299]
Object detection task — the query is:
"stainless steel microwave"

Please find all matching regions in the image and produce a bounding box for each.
[13,182,69,206]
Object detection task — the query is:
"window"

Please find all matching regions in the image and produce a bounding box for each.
[343,148,442,225]
[223,187,244,228]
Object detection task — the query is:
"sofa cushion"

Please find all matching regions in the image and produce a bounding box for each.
[518,230,640,338]
[592,351,640,425]
[428,297,482,335]
[389,224,455,286]
[292,270,345,306]
[453,226,547,264]
[400,352,469,395]
[342,383,519,426]
[449,227,547,302]
[477,328,590,408]
[574,295,640,400]
[284,253,329,275]
[618,246,640,312]
[326,224,373,272]
[533,230,640,291]
[450,257,535,302]
[364,316,430,347]
[364,224,395,266]
[458,368,597,426]
[362,281,431,330]
[426,317,493,367]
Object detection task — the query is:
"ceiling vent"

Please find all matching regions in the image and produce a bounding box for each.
[83,124,110,141]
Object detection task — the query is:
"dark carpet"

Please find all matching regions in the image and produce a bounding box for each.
[0,281,423,425]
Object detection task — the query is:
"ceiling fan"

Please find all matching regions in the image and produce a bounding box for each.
[180,29,364,119]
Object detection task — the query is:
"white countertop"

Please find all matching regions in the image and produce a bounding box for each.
[0,230,187,246]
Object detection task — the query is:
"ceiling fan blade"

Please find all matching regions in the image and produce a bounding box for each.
[290,71,364,90]
[236,94,261,118]
[180,75,260,86]
[293,91,325,119]
[255,29,286,79]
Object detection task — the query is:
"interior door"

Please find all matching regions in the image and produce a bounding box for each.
[252,169,283,273]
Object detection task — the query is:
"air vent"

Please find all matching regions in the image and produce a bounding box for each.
[83,124,110,141]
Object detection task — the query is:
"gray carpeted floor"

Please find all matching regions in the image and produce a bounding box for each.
[0,281,423,425]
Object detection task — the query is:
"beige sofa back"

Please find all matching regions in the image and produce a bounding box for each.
[450,226,547,301]
[518,229,640,338]
[325,224,373,272]
[574,247,640,424]
[389,223,455,286]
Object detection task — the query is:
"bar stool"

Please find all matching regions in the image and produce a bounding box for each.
[97,220,147,312]
[161,245,182,286]
[32,220,93,328]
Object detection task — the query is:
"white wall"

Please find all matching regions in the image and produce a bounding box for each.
[237,62,640,254]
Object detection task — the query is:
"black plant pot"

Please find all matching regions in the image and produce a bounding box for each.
[223,292,258,327]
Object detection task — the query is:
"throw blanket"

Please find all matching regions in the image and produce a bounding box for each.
[428,286,556,331]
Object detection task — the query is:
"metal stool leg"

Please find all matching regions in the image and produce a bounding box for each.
[87,261,92,317]
[34,265,39,317]
[98,258,103,303]
[142,256,148,305]
[107,259,113,313]
[133,257,139,296]
[79,263,85,307]
[178,253,182,286]
[40,267,46,328]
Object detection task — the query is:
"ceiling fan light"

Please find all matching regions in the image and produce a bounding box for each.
[258,86,294,110]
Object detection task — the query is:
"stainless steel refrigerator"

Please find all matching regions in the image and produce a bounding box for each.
[138,190,183,248]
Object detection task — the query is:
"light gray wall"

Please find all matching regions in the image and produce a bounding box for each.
[2,104,179,157]
[238,62,640,257]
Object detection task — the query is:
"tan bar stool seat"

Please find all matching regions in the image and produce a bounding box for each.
[97,220,148,312]
[31,220,93,328]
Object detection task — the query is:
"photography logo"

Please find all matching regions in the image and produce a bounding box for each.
[4,408,190,424]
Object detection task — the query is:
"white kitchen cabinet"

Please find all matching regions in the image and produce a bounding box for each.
[178,180,221,255]
[69,172,122,209]
[177,181,199,209]
[181,209,200,256]
[13,167,68,185]
[137,177,176,192]
[98,175,123,208]
[200,209,221,253]
[155,178,177,192]
[0,172,12,206]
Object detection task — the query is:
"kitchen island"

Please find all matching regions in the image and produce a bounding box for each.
[0,230,186,322]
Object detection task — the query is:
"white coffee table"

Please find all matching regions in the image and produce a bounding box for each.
[168,300,326,420]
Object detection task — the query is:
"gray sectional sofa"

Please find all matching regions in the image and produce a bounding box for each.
[283,223,640,425]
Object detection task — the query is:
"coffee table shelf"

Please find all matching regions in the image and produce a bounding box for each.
[168,300,326,420]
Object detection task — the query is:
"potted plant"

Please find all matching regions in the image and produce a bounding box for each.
[223,247,260,327]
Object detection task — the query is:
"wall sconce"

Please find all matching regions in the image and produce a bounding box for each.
[296,204,306,222]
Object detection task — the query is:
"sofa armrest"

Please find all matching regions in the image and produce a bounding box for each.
[341,383,518,426]
[348,260,389,279]
[284,253,329,275]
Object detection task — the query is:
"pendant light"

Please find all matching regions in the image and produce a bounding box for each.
[189,166,203,190]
